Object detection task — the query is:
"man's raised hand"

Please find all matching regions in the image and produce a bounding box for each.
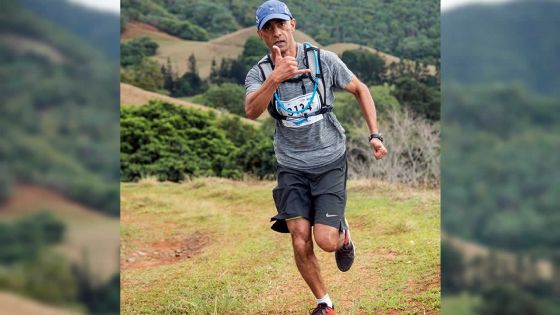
[270,45,310,83]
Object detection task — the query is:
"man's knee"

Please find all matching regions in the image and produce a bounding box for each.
[287,218,313,254]
[314,232,339,252]
[292,235,312,253]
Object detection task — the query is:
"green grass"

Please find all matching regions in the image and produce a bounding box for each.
[121,178,440,314]
[442,292,481,315]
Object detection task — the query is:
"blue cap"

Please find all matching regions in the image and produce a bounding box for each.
[256,0,293,31]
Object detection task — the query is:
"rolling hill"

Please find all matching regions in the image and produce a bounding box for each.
[0,292,80,315]
[122,21,436,79]
[442,1,560,96]
[120,83,261,126]
[0,185,119,284]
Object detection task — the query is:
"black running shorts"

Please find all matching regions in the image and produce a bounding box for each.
[270,152,348,233]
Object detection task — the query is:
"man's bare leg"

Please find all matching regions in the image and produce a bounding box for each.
[286,217,327,298]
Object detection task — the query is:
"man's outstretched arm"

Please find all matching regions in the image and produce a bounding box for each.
[344,76,388,160]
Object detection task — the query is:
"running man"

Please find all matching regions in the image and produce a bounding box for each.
[244,1,388,314]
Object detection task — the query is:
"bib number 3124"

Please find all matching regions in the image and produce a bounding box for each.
[277,93,324,128]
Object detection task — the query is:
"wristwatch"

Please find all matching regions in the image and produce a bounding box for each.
[368,133,384,143]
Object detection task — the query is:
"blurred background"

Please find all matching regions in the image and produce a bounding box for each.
[441,0,560,314]
[0,0,119,314]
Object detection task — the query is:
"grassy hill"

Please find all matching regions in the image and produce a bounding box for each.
[121,0,440,64]
[0,291,80,315]
[0,185,119,284]
[442,1,560,96]
[1,0,119,215]
[121,177,440,314]
[325,43,437,76]
[120,82,261,126]
[122,22,436,79]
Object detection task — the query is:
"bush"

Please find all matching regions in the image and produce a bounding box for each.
[120,37,159,68]
[217,115,276,179]
[200,83,246,116]
[341,48,386,85]
[0,212,66,264]
[121,58,164,92]
[157,17,208,41]
[120,101,241,181]
[393,77,440,121]
[344,107,440,187]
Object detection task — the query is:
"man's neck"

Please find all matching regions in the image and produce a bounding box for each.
[283,41,298,58]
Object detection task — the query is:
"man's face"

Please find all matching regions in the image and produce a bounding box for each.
[258,19,297,54]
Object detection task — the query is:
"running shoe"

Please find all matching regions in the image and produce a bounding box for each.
[335,219,355,272]
[310,303,336,315]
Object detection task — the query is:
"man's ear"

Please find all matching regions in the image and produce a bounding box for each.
[290,19,296,31]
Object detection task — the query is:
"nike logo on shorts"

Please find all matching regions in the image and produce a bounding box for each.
[326,213,338,217]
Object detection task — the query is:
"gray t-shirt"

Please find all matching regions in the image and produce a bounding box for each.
[245,42,354,169]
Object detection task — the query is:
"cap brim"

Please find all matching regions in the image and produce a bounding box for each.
[258,13,292,30]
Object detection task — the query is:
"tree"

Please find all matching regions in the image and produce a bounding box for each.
[174,54,206,97]
[393,77,440,120]
[123,58,164,92]
[341,49,386,85]
[201,83,246,115]
[188,53,198,75]
[161,57,176,95]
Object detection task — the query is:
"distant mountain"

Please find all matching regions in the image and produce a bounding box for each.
[0,0,119,215]
[18,0,120,62]
[121,0,440,64]
[442,1,560,96]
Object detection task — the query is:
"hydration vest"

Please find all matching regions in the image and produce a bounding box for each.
[256,42,331,125]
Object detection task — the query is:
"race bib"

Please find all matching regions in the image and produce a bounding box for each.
[276,92,324,128]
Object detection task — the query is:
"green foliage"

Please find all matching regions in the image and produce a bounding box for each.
[441,240,465,294]
[341,48,385,85]
[74,265,119,314]
[443,84,560,246]
[155,17,208,40]
[21,251,78,305]
[121,41,144,67]
[174,72,207,96]
[1,2,119,216]
[477,284,545,315]
[0,212,77,306]
[442,2,560,96]
[0,166,13,203]
[122,58,164,92]
[199,83,246,115]
[121,0,439,63]
[241,36,269,63]
[0,211,66,264]
[393,77,440,121]
[163,54,208,97]
[0,251,79,306]
[121,101,277,181]
[19,0,120,62]
[335,85,400,133]
[121,37,159,67]
[180,2,237,37]
[217,115,276,179]
[121,101,241,181]
[210,36,268,85]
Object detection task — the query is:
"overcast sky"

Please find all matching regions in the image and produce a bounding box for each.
[68,0,515,14]
[69,0,120,13]
[442,0,515,11]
